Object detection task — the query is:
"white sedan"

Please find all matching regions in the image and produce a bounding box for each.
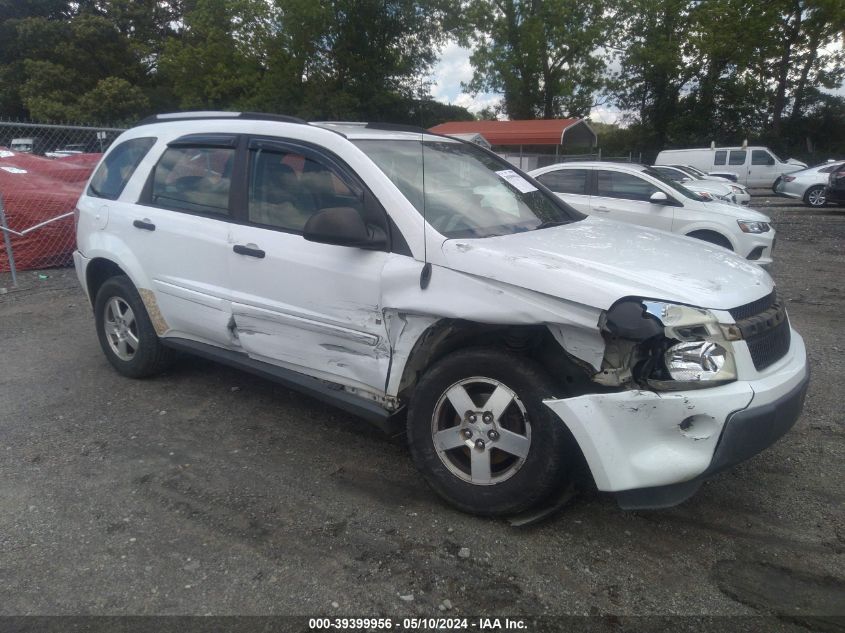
[652,165,752,205]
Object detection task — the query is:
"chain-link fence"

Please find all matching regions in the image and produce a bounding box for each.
[498,149,643,172]
[0,121,125,285]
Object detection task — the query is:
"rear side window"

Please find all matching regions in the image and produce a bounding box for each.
[652,166,683,181]
[595,170,659,202]
[752,150,774,166]
[714,151,727,165]
[729,150,747,166]
[88,137,155,200]
[151,146,234,216]
[535,169,588,195]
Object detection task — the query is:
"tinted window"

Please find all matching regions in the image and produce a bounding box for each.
[248,148,363,232]
[596,170,660,202]
[536,169,588,194]
[714,151,727,165]
[729,150,747,166]
[752,150,774,166]
[151,146,234,216]
[88,137,155,200]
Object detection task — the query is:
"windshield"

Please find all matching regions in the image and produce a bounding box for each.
[353,139,583,238]
[675,165,704,178]
[642,167,707,202]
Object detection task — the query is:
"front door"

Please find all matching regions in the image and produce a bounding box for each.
[748,149,776,187]
[590,169,675,232]
[227,138,392,393]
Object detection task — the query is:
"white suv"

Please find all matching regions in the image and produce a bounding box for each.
[529,162,775,265]
[74,112,809,515]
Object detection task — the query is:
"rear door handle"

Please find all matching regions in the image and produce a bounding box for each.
[133,219,155,231]
[233,244,266,259]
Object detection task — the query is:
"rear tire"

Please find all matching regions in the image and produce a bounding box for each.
[406,347,576,516]
[803,185,826,207]
[94,275,174,378]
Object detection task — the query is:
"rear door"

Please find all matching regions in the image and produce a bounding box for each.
[226,137,393,393]
[533,167,591,214]
[727,150,749,185]
[590,169,675,231]
[124,134,238,346]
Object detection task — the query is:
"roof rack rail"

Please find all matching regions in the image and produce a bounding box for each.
[365,122,432,135]
[135,111,307,126]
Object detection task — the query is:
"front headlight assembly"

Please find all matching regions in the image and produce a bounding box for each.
[641,301,737,389]
[738,220,770,233]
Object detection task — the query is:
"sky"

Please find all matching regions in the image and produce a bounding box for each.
[426,41,624,124]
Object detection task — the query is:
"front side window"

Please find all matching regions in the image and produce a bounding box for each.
[248,148,363,232]
[89,137,156,200]
[752,150,774,166]
[535,169,588,194]
[714,151,727,165]
[595,170,660,202]
[353,139,582,239]
[729,150,747,166]
[151,146,234,216]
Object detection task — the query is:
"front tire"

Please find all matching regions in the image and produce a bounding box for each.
[803,185,826,207]
[94,275,174,378]
[406,348,575,516]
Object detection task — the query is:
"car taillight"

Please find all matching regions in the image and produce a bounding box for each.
[783,175,795,182]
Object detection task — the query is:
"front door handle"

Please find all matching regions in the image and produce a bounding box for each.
[133,219,155,231]
[233,244,266,259]
[595,206,610,212]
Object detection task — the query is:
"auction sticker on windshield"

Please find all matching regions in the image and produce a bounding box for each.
[495,169,537,193]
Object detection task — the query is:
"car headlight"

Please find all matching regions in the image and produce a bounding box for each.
[737,220,770,233]
[664,340,730,381]
[730,185,743,194]
[641,301,737,389]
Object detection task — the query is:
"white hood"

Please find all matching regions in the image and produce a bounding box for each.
[688,199,770,221]
[441,217,773,312]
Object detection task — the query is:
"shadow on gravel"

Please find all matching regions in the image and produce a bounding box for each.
[714,559,845,632]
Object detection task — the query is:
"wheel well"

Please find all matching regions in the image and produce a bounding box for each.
[396,320,596,402]
[85,258,126,307]
[686,229,733,251]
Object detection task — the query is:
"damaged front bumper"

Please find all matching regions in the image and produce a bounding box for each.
[543,329,808,509]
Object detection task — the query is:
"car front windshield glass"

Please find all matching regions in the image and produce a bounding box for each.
[676,165,704,178]
[642,167,706,201]
[353,139,583,238]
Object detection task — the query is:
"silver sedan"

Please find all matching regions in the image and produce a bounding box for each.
[775,161,844,207]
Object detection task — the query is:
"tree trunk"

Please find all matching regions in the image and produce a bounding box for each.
[771,1,802,136]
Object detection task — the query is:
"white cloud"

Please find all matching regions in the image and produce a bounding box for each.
[427,42,502,114]
[427,42,625,124]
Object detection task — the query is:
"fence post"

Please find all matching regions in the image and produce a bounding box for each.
[0,193,18,288]
[598,147,602,161]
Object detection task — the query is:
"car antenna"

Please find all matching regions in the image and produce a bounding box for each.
[419,91,432,290]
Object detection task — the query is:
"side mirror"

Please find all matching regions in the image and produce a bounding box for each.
[303,206,387,249]
[649,191,669,204]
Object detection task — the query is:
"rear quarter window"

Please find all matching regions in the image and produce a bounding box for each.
[714,150,727,165]
[88,137,156,200]
[729,150,747,166]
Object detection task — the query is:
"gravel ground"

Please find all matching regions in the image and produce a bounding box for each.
[0,196,842,630]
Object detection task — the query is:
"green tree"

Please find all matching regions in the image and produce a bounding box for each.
[458,0,611,120]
